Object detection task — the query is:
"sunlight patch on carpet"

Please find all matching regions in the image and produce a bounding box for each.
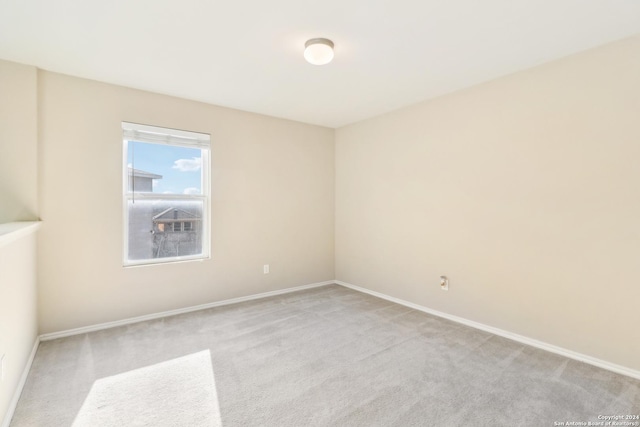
[72,350,221,426]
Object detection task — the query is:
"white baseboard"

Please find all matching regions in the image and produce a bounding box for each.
[40,280,335,341]
[31,277,640,383]
[1,337,40,427]
[335,280,640,380]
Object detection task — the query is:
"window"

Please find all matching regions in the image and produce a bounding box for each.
[122,122,210,266]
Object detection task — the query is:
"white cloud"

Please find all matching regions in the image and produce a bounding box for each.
[183,187,200,195]
[162,191,174,194]
[172,157,201,172]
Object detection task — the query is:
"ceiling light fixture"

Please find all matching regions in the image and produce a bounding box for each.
[304,38,334,65]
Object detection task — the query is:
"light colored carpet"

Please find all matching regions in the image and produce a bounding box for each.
[10,284,640,426]
[72,350,220,426]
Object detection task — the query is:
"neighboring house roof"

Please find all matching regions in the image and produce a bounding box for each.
[152,208,199,221]
[128,166,162,180]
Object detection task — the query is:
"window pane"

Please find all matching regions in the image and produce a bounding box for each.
[128,199,204,260]
[127,141,203,195]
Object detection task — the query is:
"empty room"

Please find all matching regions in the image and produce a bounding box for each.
[1,0,639,426]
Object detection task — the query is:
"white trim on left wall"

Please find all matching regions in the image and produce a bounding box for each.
[1,338,39,427]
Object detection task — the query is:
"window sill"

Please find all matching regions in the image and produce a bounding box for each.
[124,255,208,268]
[0,221,42,249]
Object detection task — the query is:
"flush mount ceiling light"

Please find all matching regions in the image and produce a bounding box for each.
[304,38,334,65]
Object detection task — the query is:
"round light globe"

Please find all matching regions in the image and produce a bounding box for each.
[304,38,334,65]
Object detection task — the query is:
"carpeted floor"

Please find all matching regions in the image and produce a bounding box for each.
[10,284,640,426]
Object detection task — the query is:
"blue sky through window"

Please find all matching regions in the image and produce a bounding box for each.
[127,141,202,195]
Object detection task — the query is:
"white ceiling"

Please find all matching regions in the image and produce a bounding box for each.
[1,1,639,128]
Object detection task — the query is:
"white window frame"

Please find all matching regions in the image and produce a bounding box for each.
[122,122,211,267]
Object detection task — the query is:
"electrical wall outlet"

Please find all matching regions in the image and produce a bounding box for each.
[440,276,449,291]
[1,353,5,382]
[263,264,270,274]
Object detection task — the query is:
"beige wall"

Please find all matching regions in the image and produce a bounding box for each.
[37,71,335,333]
[0,60,39,423]
[2,34,638,387]
[0,60,38,223]
[335,36,640,371]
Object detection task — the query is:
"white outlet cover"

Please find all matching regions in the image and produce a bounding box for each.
[263,265,269,274]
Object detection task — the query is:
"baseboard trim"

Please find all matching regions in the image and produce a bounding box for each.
[1,337,40,427]
[33,278,640,382]
[40,280,335,341]
[335,280,640,380]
